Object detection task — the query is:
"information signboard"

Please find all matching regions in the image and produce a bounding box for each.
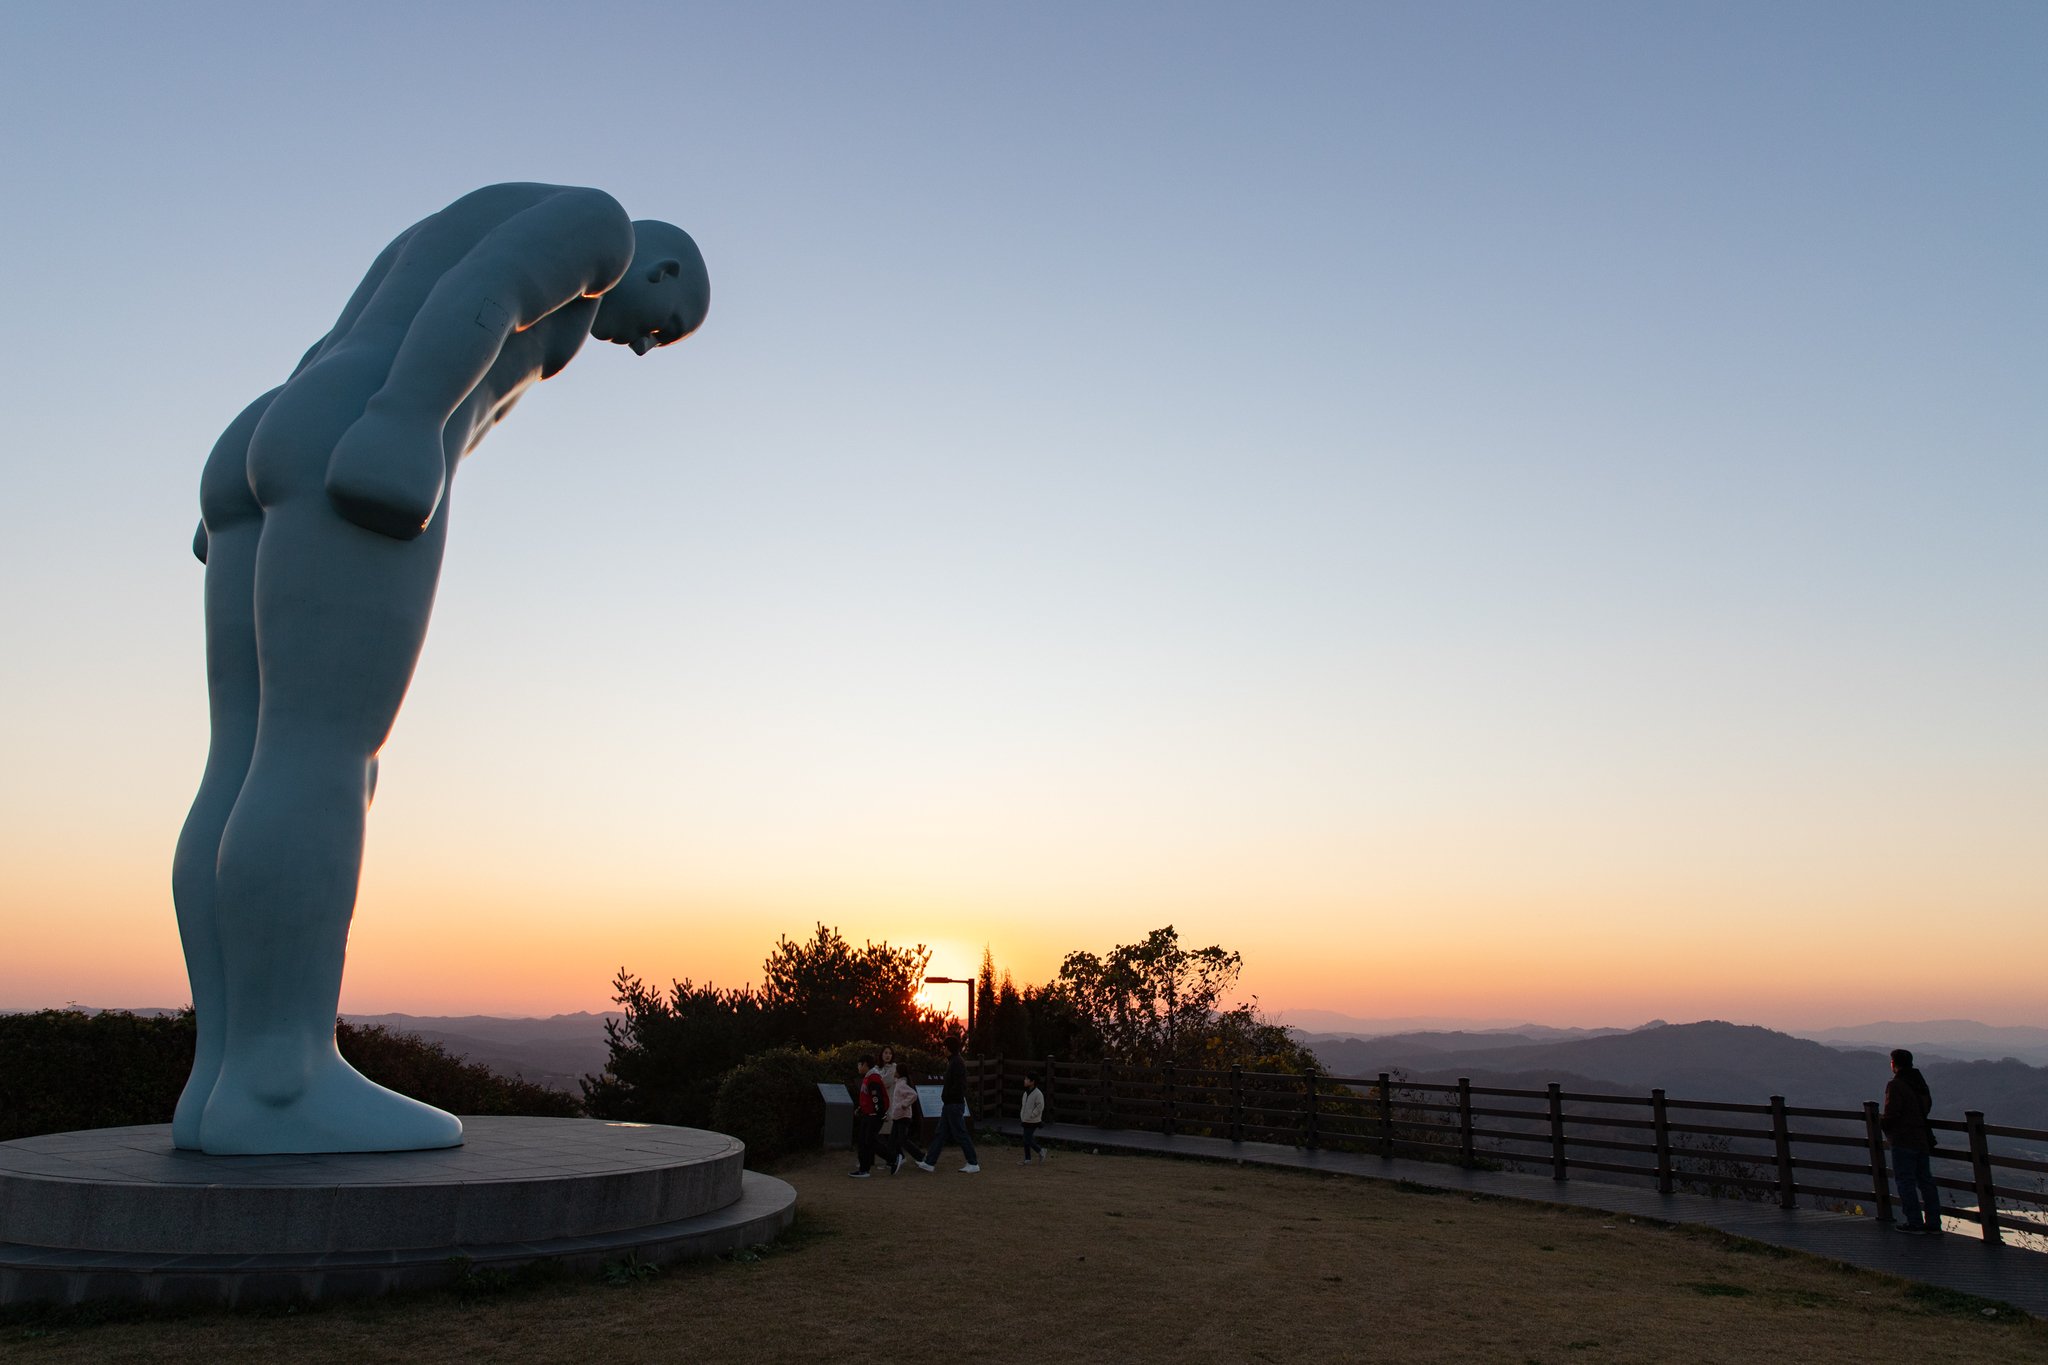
[915,1084,963,1118]
[817,1081,855,1149]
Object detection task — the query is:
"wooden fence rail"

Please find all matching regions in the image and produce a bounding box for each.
[963,1056,2048,1247]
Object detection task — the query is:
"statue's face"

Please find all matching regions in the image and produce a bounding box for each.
[593,240,710,355]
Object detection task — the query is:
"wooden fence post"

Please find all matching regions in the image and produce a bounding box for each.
[990,1054,1002,1133]
[1231,1064,1244,1143]
[1548,1082,1566,1181]
[1044,1055,1056,1127]
[1771,1095,1796,1209]
[1966,1110,2002,1247]
[1378,1073,1394,1158]
[1458,1077,1473,1166]
[1165,1062,1177,1137]
[1862,1101,1892,1224]
[1099,1058,1113,1128]
[1306,1074,1320,1150]
[1652,1088,1673,1195]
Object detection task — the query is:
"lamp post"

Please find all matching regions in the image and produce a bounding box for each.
[924,975,975,1046]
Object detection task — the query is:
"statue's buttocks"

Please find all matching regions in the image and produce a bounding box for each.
[246,346,400,508]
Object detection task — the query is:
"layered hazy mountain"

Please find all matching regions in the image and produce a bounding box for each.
[1299,1019,2048,1132]
[343,1012,620,1095]
[1277,1012,2048,1066]
[1797,1020,2048,1068]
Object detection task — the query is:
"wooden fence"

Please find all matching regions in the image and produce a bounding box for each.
[963,1056,2048,1248]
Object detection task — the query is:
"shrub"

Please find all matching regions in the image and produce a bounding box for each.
[710,1048,827,1166]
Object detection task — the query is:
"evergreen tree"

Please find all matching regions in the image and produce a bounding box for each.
[1023,980,1100,1060]
[971,946,999,1055]
[994,970,1034,1059]
[759,924,932,1050]
[583,972,770,1126]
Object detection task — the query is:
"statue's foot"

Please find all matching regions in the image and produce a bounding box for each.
[199,1051,463,1154]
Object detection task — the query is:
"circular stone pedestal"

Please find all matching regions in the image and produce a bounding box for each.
[0,1117,795,1307]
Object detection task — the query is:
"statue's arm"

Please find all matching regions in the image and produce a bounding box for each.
[325,191,633,539]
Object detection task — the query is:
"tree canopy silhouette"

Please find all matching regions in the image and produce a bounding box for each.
[1058,925,1247,1065]
[760,924,931,1050]
[585,924,940,1126]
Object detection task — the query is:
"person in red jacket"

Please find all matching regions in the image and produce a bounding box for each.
[850,1056,891,1178]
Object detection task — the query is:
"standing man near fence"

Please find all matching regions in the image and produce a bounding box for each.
[916,1036,980,1173]
[1882,1048,1942,1235]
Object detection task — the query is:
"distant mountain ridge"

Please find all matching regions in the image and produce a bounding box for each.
[1293,1026,1637,1052]
[1276,1009,1637,1035]
[1307,1020,2048,1133]
[342,1012,618,1095]
[1281,1013,2048,1067]
[1794,1020,2048,1068]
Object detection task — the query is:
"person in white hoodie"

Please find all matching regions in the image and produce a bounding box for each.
[886,1060,923,1171]
[1018,1073,1048,1164]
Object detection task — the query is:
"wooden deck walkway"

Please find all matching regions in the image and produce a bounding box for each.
[987,1119,2048,1318]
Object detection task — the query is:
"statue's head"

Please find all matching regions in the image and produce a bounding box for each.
[592,220,710,355]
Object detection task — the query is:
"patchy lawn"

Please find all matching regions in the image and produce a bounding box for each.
[5,1137,2042,1364]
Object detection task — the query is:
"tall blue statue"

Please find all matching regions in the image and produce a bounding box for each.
[173,185,709,1154]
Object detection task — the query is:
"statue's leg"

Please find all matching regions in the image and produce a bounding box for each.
[169,519,262,1149]
[199,496,460,1154]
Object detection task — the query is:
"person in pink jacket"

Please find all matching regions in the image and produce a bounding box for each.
[887,1065,924,1171]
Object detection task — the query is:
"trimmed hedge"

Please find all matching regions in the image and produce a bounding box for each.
[0,1010,194,1141]
[0,1010,580,1141]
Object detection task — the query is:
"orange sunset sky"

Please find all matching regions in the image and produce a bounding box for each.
[3,8,2043,1032]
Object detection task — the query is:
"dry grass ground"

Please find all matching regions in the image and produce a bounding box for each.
[4,1137,2042,1364]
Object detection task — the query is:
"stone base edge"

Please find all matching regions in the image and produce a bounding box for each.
[0,1171,797,1308]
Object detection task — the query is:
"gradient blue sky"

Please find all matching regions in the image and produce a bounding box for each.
[2,3,2042,1027]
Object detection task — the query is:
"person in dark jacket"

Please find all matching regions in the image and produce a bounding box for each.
[914,1036,980,1173]
[1881,1049,1942,1234]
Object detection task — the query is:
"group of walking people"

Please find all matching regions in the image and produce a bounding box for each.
[849,1036,1050,1177]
